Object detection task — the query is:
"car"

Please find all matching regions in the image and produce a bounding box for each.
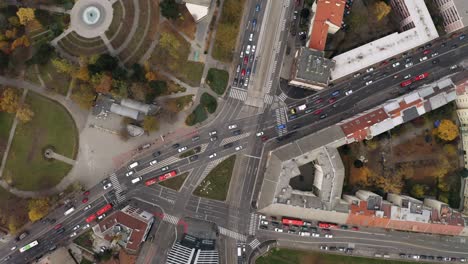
[150,159,158,166]
[345,90,353,96]
[82,198,88,203]
[259,225,268,230]
[208,130,217,136]
[353,72,361,77]
[392,62,400,67]
[328,97,337,104]
[125,171,134,177]
[54,223,63,230]
[244,77,249,87]
[256,131,264,137]
[243,56,249,64]
[255,4,260,12]
[460,258,466,262]
[189,155,199,162]
[235,146,243,151]
[277,124,286,129]
[366,67,374,73]
[233,130,242,135]
[432,59,439,64]
[161,166,169,172]
[260,220,269,225]
[84,204,92,211]
[399,253,407,258]
[97,213,106,220]
[393,74,399,79]
[73,224,80,231]
[351,226,359,231]
[209,153,217,159]
[460,34,466,40]
[324,233,333,238]
[441,42,446,47]
[246,68,251,76]
[329,246,337,251]
[223,143,233,149]
[261,136,268,142]
[412,72,429,81]
[56,227,65,234]
[70,232,77,238]
[312,233,320,237]
[259,214,266,219]
[338,247,346,252]
[240,51,244,59]
[320,245,329,250]
[331,90,340,97]
[320,114,327,119]
[210,136,218,141]
[452,44,458,49]
[423,49,431,55]
[83,191,90,196]
[241,68,246,76]
[404,74,411,79]
[405,57,412,63]
[245,45,251,54]
[249,33,253,42]
[177,147,187,153]
[102,181,112,190]
[291,124,300,130]
[251,45,256,53]
[252,18,257,27]
[290,108,297,114]
[405,62,413,68]
[274,228,283,232]
[419,56,428,62]
[401,80,412,87]
[450,65,458,70]
[228,124,238,130]
[236,65,240,73]
[365,80,373,86]
[431,52,439,57]
[313,109,323,115]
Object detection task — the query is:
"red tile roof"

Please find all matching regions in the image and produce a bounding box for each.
[340,108,389,141]
[387,98,423,117]
[308,0,346,51]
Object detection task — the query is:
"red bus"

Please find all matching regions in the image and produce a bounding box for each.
[282,218,304,226]
[400,80,412,87]
[412,72,429,82]
[158,170,177,182]
[145,177,158,186]
[96,204,112,216]
[318,222,338,229]
[85,214,96,223]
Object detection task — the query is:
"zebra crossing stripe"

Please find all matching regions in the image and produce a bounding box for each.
[248,214,258,235]
[163,214,180,225]
[278,93,287,102]
[218,227,247,242]
[249,239,260,249]
[229,88,248,101]
[219,132,251,146]
[264,95,273,105]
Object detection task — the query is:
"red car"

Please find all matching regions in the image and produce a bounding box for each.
[315,98,323,104]
[400,80,412,87]
[313,109,323,115]
[83,191,90,196]
[241,69,246,76]
[352,226,359,231]
[423,49,431,55]
[54,224,62,230]
[261,136,268,142]
[412,72,429,81]
[82,198,89,203]
[328,98,337,104]
[243,56,249,64]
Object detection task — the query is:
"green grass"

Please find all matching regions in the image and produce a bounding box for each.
[4,92,78,191]
[185,104,208,126]
[0,185,28,234]
[0,111,14,161]
[158,172,189,191]
[200,92,217,114]
[257,248,413,264]
[206,68,229,95]
[38,57,71,95]
[180,149,196,158]
[193,155,236,201]
[74,230,94,252]
[24,65,41,86]
[80,258,94,264]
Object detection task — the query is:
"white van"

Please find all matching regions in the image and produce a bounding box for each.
[131,177,142,184]
[64,207,75,216]
[128,161,139,169]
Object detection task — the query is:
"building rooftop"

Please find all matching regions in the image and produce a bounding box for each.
[308,0,346,51]
[289,48,335,90]
[340,108,390,142]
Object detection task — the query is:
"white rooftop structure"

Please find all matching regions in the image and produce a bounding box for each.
[330,0,438,80]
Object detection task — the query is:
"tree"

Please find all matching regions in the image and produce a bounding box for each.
[148,80,168,97]
[0,51,9,71]
[300,8,310,19]
[373,1,391,22]
[95,74,112,94]
[435,119,459,141]
[28,198,50,222]
[8,216,20,234]
[160,0,179,20]
[27,43,54,65]
[16,103,34,123]
[0,87,19,113]
[51,57,75,75]
[111,79,129,99]
[88,53,118,75]
[142,116,159,133]
[159,32,181,59]
[71,84,96,109]
[4,28,17,40]
[10,35,30,50]
[145,71,157,81]
[305,0,314,6]
[410,184,426,198]
[130,63,146,82]
[75,65,90,81]
[16,8,35,25]
[7,16,20,27]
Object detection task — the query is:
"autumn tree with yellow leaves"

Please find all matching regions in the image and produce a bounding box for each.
[434,119,459,141]
[372,1,391,21]
[16,8,35,26]
[28,198,50,222]
[0,87,19,113]
[16,103,34,123]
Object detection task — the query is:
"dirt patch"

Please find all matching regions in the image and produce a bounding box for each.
[171,5,196,40]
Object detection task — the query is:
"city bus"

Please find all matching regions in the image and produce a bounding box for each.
[85,214,97,223]
[158,170,177,182]
[96,203,112,216]
[318,222,338,229]
[145,177,158,186]
[19,240,38,253]
[282,218,304,226]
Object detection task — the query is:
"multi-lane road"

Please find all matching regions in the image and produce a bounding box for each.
[3,0,468,263]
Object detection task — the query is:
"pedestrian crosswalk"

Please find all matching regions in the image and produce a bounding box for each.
[163,214,180,225]
[265,80,273,94]
[278,92,288,102]
[249,239,261,250]
[218,227,246,242]
[109,173,126,203]
[275,107,288,136]
[248,213,258,236]
[136,156,180,176]
[264,94,273,105]
[229,88,248,101]
[219,132,251,146]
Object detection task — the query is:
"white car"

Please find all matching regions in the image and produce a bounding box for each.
[70,232,77,238]
[324,233,333,238]
[240,51,244,58]
[312,233,320,237]
[259,214,266,219]
[209,153,217,159]
[228,124,238,130]
[404,74,411,79]
[125,171,134,177]
[97,213,106,220]
[450,65,458,70]
[103,182,112,190]
[353,72,361,77]
[299,232,310,236]
[236,65,240,73]
[177,147,187,153]
[73,225,80,231]
[84,205,92,211]
[251,45,256,53]
[392,62,400,67]
[274,228,283,233]
[245,45,251,55]
[431,52,438,57]
[345,90,353,96]
[208,130,217,136]
[256,131,264,137]
[366,67,374,73]
[365,80,373,86]
[249,33,253,41]
[260,220,269,225]
[150,160,158,166]
[235,146,243,151]
[419,56,428,62]
[405,62,413,68]
[82,224,90,230]
[244,78,249,87]
[161,166,169,171]
[10,246,16,251]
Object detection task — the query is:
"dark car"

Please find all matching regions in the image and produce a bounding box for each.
[259,225,268,230]
[152,151,161,157]
[243,56,249,64]
[56,228,65,234]
[425,43,432,48]
[233,78,238,86]
[233,130,242,135]
[189,155,199,162]
[432,59,439,64]
[320,114,327,119]
[452,44,458,49]
[223,143,233,149]
[291,124,300,130]
[441,42,446,47]
[255,4,260,11]
[192,136,200,142]
[172,143,180,149]
[252,18,257,27]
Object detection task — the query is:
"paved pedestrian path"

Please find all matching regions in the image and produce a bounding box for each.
[47,150,76,165]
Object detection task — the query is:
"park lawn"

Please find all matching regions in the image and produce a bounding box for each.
[158,172,189,191]
[38,58,71,95]
[24,64,41,86]
[0,112,14,161]
[185,104,208,126]
[0,185,28,234]
[257,248,413,264]
[150,21,205,86]
[212,0,246,62]
[4,92,78,191]
[193,155,236,201]
[180,149,196,158]
[206,68,229,95]
[200,92,217,114]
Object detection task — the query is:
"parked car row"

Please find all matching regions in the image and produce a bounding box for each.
[399,253,466,262]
